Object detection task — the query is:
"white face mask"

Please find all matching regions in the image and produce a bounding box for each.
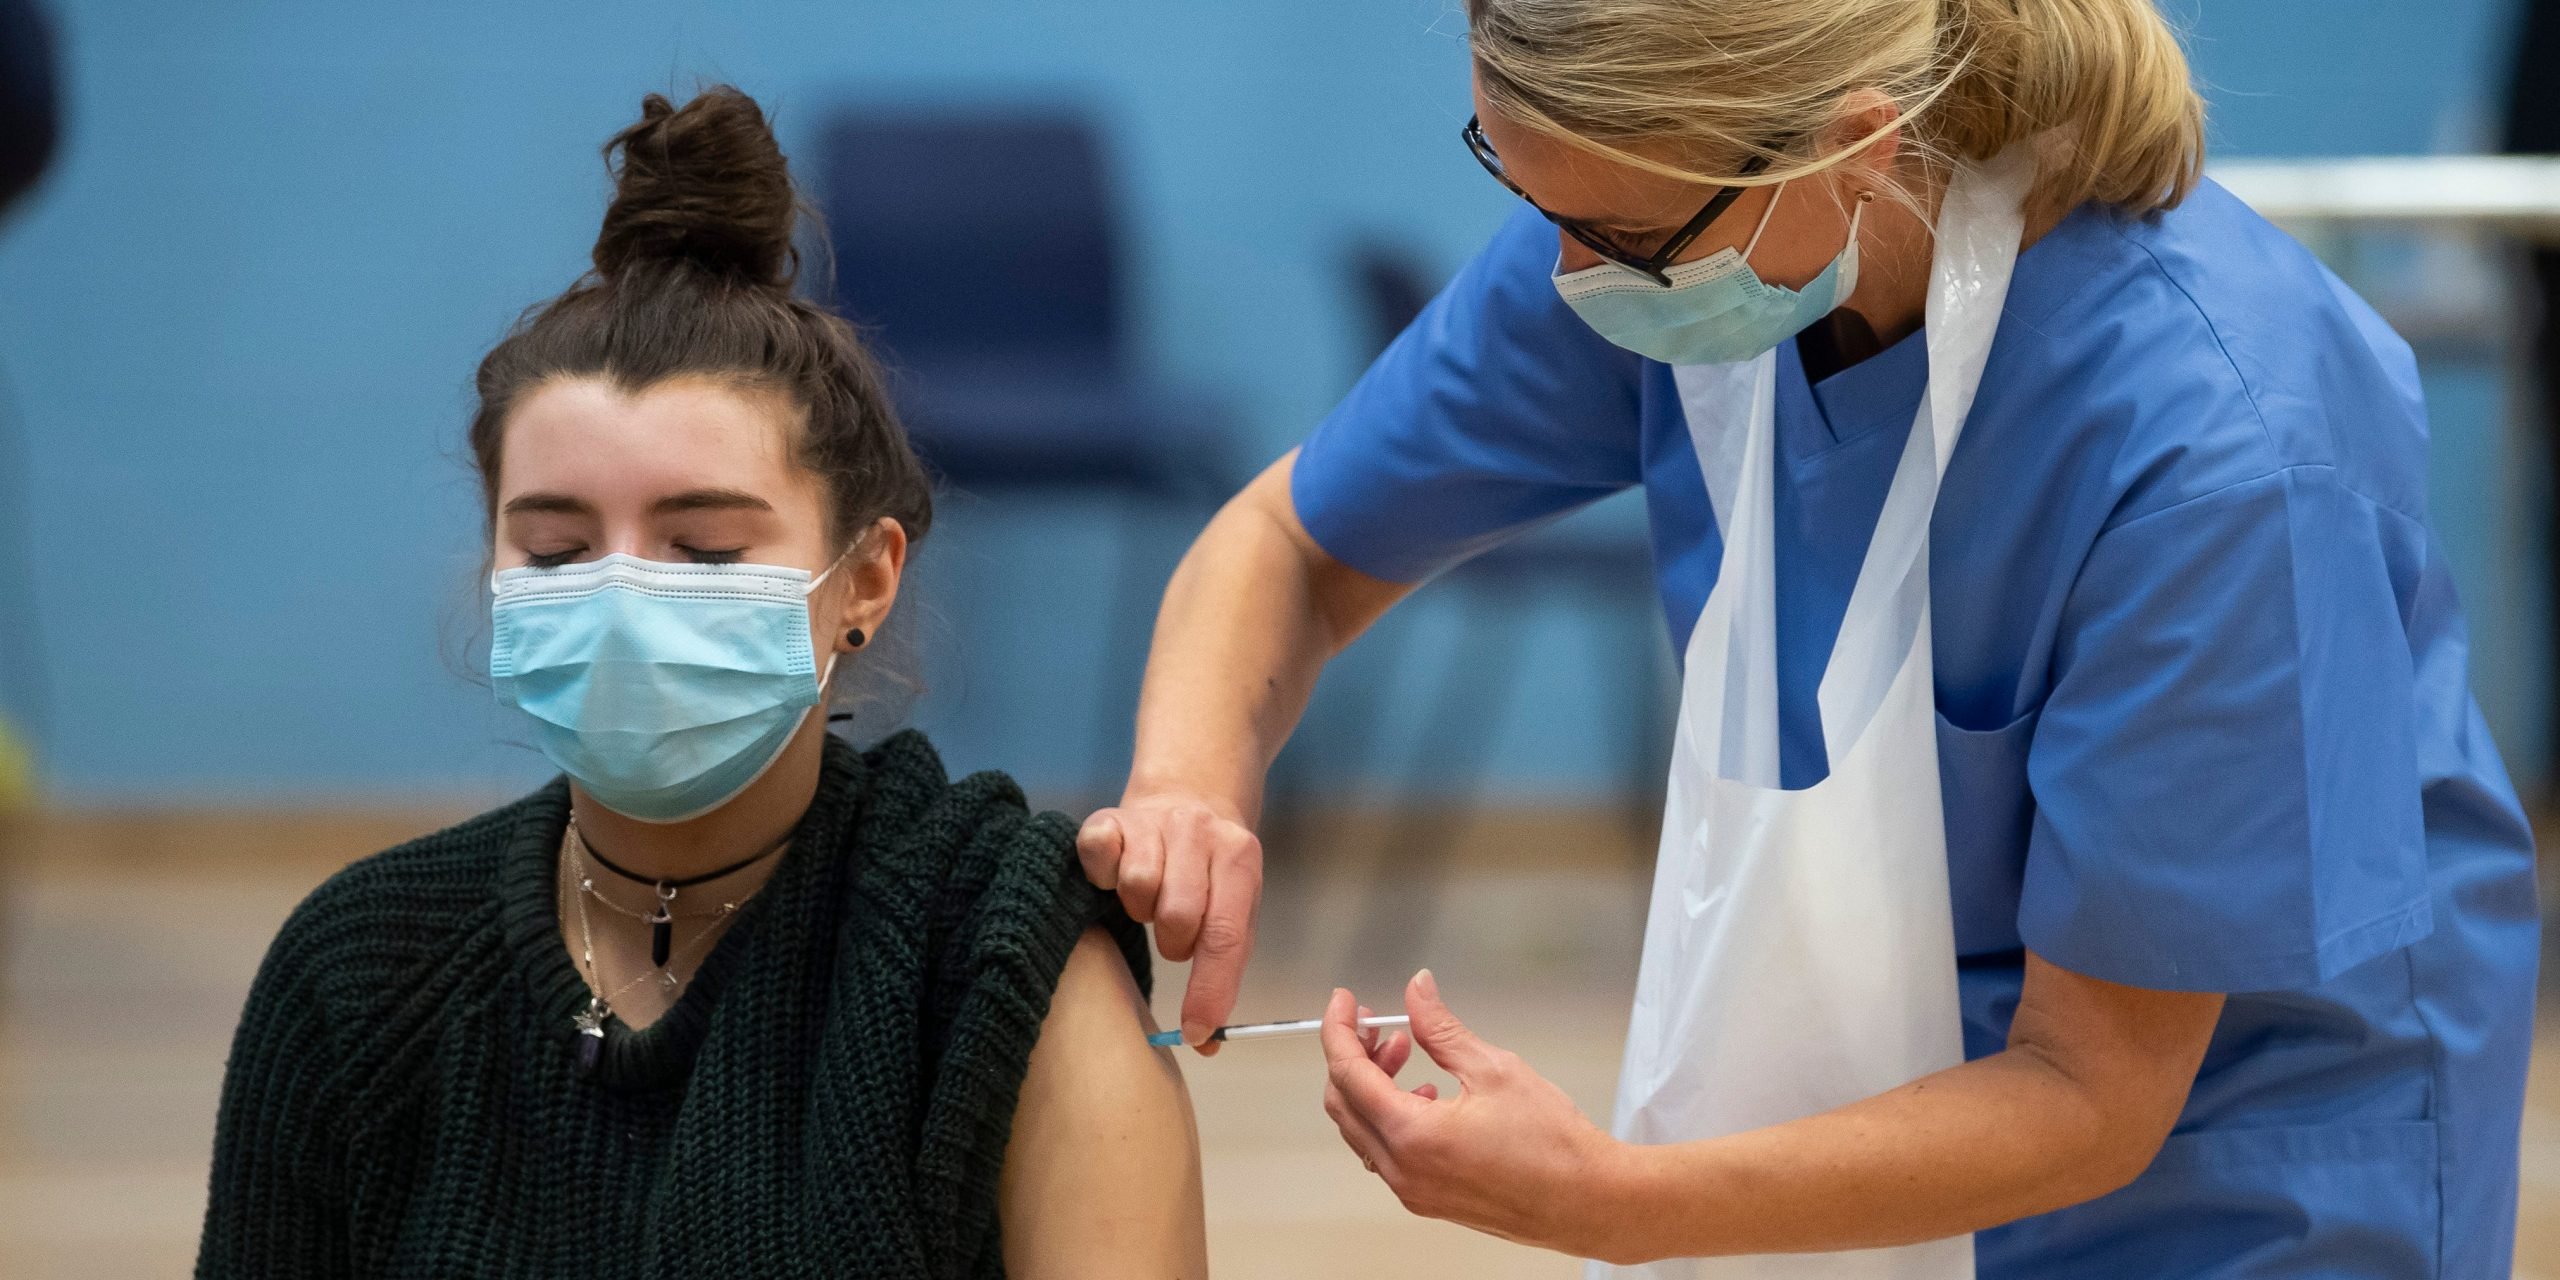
[1554,182,1865,366]
[488,549,847,824]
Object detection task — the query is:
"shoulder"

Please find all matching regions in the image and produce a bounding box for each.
[848,731,1148,998]
[849,729,1074,899]
[254,785,560,1020]
[1994,183,2429,531]
[851,728,1061,866]
[1421,204,1640,374]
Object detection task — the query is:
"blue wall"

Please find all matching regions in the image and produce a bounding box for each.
[0,0,2535,805]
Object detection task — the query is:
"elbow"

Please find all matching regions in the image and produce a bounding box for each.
[2013,1048,2183,1212]
[2070,1122,2173,1204]
[2038,1089,2181,1211]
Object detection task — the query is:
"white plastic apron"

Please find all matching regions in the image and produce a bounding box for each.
[1593,147,2035,1280]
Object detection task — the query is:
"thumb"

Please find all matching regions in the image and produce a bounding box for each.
[1075,811,1123,889]
[1404,968,1495,1082]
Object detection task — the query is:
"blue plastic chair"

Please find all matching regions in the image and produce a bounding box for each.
[814,110,1233,505]
[814,109,1240,791]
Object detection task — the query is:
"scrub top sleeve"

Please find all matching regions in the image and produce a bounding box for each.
[1290,206,1647,583]
[2017,466,2434,993]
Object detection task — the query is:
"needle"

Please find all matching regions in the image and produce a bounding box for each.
[1148,1013,1410,1047]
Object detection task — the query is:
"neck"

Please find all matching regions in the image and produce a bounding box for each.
[1833,162,2070,364]
[1835,167,1942,355]
[570,713,831,882]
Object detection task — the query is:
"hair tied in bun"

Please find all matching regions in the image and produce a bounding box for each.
[591,85,801,289]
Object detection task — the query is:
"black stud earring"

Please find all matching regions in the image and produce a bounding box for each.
[845,628,867,650]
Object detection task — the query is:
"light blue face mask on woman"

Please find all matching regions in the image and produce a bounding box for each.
[490,551,843,823]
[1553,181,1865,366]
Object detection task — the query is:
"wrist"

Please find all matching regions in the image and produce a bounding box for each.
[1573,1136,1669,1266]
[1119,771,1253,826]
[1581,1137,1739,1266]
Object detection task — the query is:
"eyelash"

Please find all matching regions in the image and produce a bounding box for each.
[522,545,746,568]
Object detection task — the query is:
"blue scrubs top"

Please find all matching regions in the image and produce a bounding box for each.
[1293,184,2540,1277]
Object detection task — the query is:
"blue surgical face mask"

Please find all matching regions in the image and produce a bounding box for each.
[489,551,846,824]
[1554,182,1865,366]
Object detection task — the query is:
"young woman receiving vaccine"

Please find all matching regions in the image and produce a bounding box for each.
[197,87,1207,1279]
[1082,0,2537,1275]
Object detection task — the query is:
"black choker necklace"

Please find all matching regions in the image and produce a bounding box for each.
[570,819,791,966]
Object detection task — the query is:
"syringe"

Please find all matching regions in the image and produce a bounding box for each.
[1148,1013,1410,1047]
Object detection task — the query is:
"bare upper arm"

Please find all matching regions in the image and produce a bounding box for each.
[2009,950,2225,1186]
[999,926,1208,1279]
[1238,449,1415,653]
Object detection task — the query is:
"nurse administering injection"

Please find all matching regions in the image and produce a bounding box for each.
[1082,0,2538,1275]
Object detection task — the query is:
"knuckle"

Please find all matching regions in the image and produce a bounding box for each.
[1157,885,1202,922]
[1195,913,1251,958]
[1218,824,1259,865]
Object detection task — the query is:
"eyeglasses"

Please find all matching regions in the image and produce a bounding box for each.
[1463,114,1771,288]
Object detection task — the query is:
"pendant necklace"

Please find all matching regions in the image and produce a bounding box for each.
[561,816,789,1078]
[568,817,789,967]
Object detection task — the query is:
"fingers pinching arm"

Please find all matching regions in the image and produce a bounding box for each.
[1173,824,1262,1048]
[1106,454,1418,1049]
[1074,812,1123,891]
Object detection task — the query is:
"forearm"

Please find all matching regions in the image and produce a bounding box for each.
[1125,451,1406,821]
[1609,1045,2184,1262]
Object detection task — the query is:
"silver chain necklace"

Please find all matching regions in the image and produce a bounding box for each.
[562,825,761,1077]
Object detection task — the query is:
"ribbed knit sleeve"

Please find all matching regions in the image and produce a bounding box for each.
[908,775,1151,1277]
[195,894,353,1278]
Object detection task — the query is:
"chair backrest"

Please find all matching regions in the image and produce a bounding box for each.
[1347,240,1441,364]
[815,109,1122,373]
[0,0,62,217]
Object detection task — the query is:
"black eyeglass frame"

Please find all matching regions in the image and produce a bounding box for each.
[1463,114,1774,288]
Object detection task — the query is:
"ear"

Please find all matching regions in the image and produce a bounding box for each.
[829,517,908,653]
[1823,88,1904,195]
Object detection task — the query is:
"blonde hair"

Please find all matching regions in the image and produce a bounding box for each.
[1467,0,2207,219]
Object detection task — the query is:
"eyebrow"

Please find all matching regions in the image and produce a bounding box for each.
[651,487,774,516]
[499,488,776,517]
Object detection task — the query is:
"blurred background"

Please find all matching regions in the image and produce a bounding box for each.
[0,0,2556,1275]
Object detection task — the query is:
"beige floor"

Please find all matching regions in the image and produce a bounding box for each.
[2,809,2556,1278]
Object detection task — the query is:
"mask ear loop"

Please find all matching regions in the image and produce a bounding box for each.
[1740,180,1789,261]
[809,529,869,722]
[1741,182,1872,283]
[804,542,858,594]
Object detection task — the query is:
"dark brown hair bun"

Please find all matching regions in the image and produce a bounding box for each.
[591,86,799,288]
[474,84,932,567]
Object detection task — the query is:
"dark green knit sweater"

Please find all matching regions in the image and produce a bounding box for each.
[196,731,1147,1279]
